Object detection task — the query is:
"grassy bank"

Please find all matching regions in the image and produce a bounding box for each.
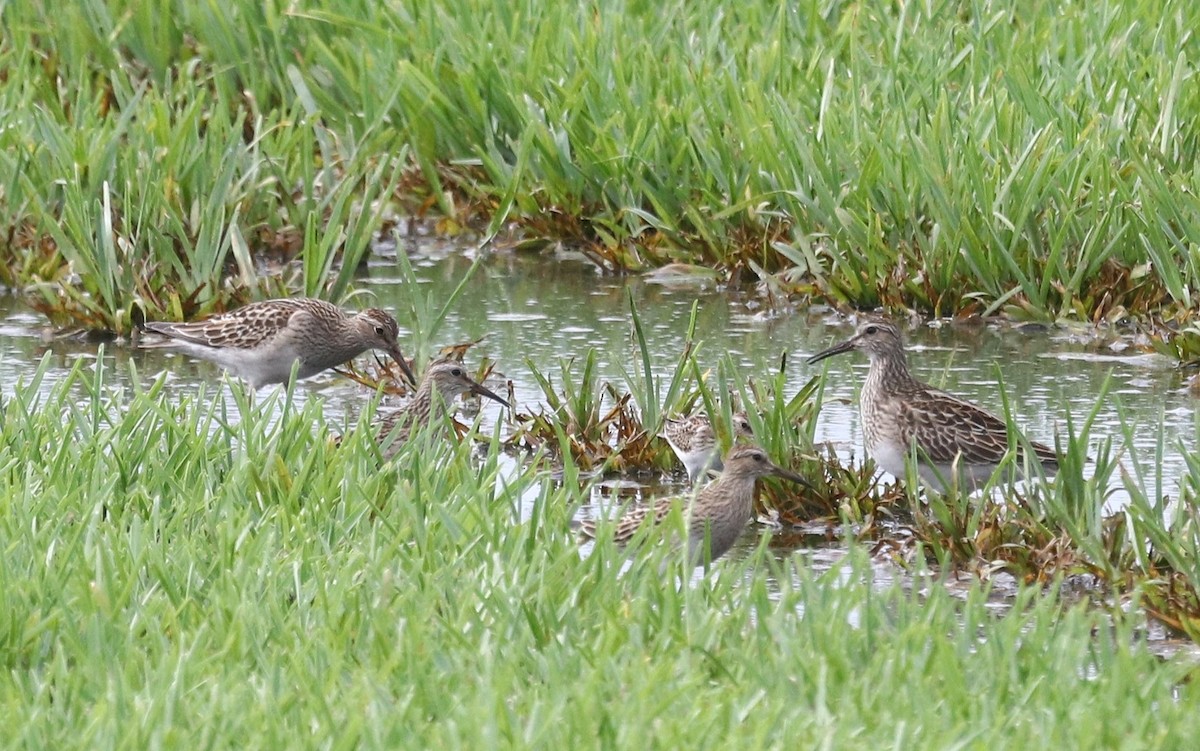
[0,357,1197,748]
[3,0,1200,331]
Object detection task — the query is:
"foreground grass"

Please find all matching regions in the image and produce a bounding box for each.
[0,357,1197,748]
[3,0,1200,332]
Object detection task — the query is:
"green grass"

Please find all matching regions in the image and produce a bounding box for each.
[3,0,1200,329]
[0,356,1198,748]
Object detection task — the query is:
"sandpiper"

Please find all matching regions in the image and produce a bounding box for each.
[375,360,509,457]
[658,411,754,483]
[579,445,809,567]
[137,298,417,388]
[807,319,1058,489]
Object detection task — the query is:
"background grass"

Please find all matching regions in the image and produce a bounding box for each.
[3,0,1200,329]
[0,358,1197,748]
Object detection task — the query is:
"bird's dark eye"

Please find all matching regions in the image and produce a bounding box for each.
[374,325,387,337]
[753,453,765,462]
[864,324,878,335]
[451,368,463,377]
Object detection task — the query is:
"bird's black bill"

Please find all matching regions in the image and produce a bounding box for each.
[389,346,419,387]
[806,339,855,365]
[770,465,814,490]
[470,380,510,408]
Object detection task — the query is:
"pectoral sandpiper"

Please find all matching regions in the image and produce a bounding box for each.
[137,298,417,388]
[658,411,754,483]
[579,445,809,566]
[807,319,1058,489]
[375,360,509,457]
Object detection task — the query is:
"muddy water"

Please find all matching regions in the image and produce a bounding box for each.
[1,237,1197,653]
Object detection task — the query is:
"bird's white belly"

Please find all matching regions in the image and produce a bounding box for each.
[866,438,909,481]
[208,342,303,388]
[869,436,1003,490]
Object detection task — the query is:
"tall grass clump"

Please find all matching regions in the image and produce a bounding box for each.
[512,297,823,481]
[1,354,1199,746]
[1120,419,1200,640]
[5,0,1200,329]
[0,6,411,332]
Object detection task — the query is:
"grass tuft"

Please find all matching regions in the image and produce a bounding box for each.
[4,1,1200,331]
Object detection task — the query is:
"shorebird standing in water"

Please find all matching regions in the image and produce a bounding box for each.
[807,319,1058,490]
[137,298,417,388]
[374,360,509,458]
[579,444,810,567]
[658,411,755,484]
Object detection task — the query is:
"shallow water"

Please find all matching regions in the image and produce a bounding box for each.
[2,234,1197,654]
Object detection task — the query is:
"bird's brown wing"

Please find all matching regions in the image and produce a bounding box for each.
[900,388,1056,468]
[580,497,679,545]
[141,299,307,350]
[375,408,414,446]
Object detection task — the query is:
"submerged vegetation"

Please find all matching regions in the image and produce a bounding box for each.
[2,0,1200,333]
